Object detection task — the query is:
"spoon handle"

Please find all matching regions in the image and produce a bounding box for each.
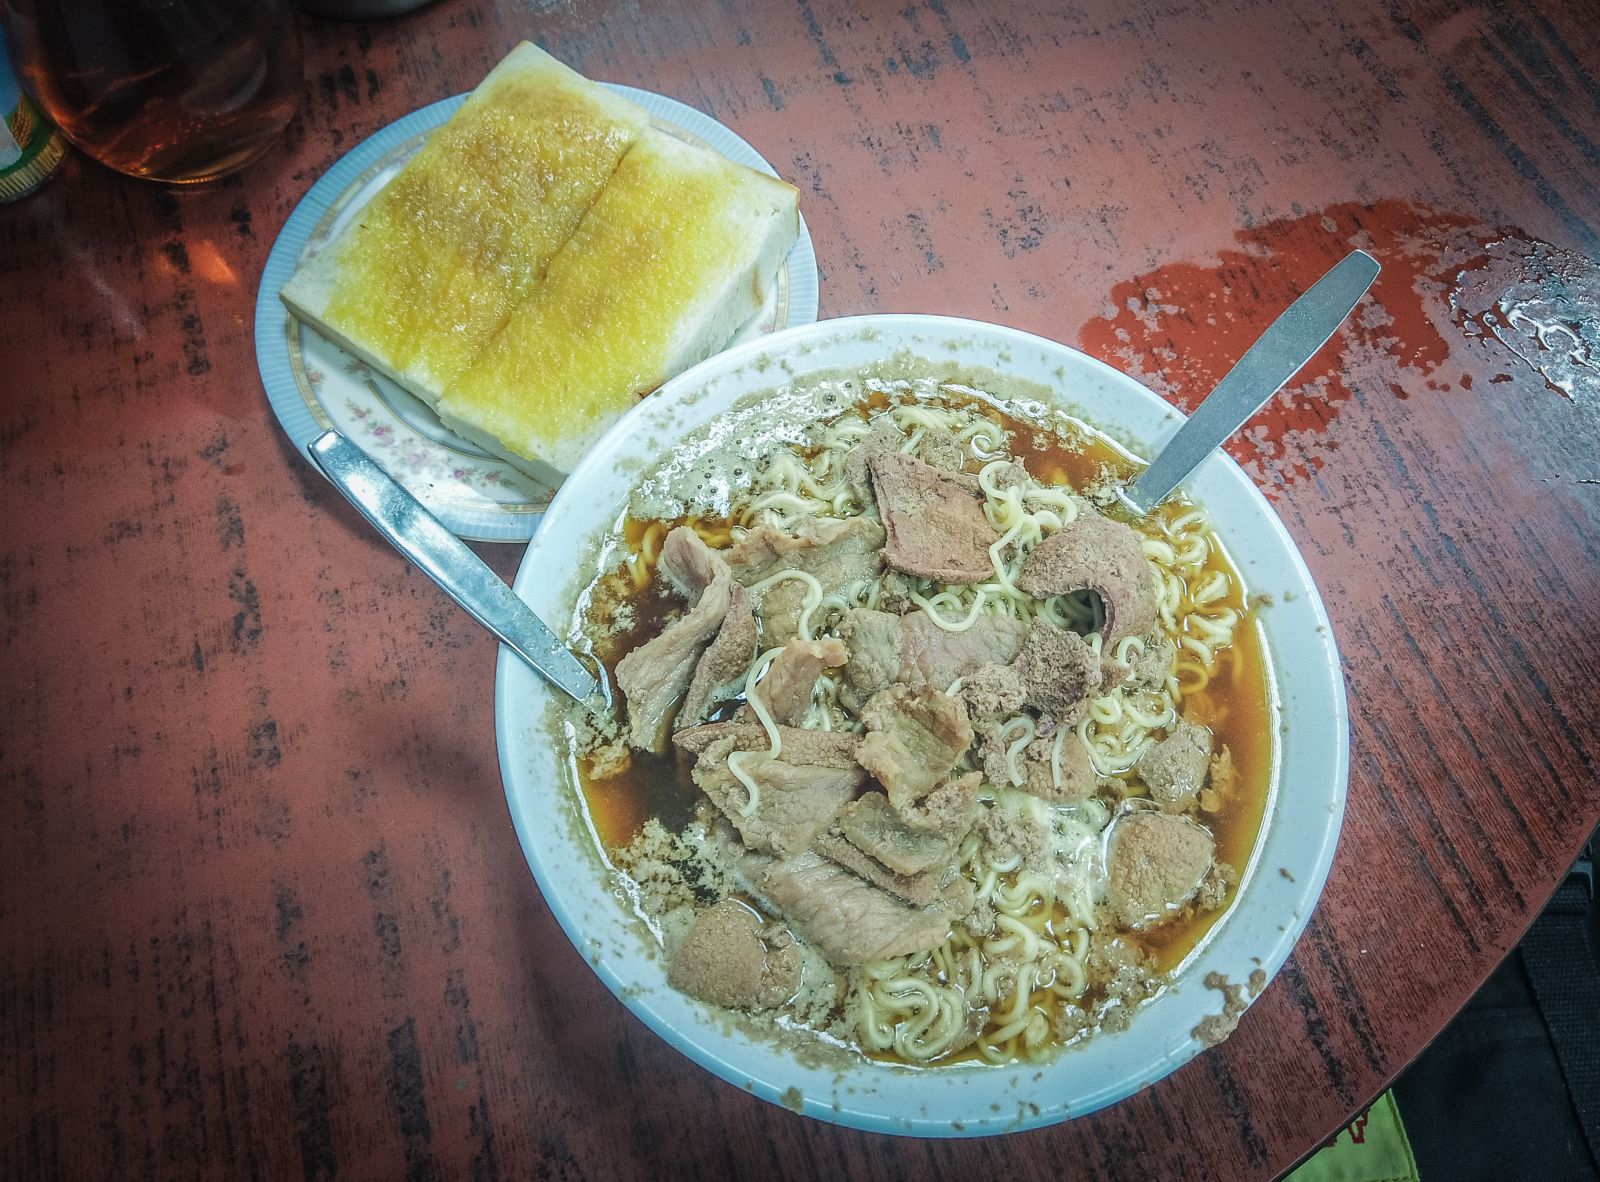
[308,430,599,706]
[1123,249,1380,514]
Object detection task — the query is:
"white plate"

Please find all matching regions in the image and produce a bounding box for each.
[254,85,820,542]
[495,315,1349,1135]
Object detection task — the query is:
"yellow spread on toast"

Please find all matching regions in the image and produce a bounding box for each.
[319,70,641,389]
[440,131,761,458]
[284,42,801,477]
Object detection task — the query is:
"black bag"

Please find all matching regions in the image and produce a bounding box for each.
[1392,845,1599,1182]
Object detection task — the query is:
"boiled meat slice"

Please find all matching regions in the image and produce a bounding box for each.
[754,636,847,727]
[759,851,955,965]
[692,735,864,857]
[677,582,757,729]
[856,685,974,813]
[868,450,999,583]
[838,607,1027,710]
[1015,509,1158,643]
[724,516,885,643]
[673,720,860,765]
[615,527,736,751]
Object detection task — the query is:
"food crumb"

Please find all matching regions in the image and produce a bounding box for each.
[1192,970,1262,1048]
[780,1086,804,1113]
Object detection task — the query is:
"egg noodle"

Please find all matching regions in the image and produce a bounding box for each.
[626,386,1241,1062]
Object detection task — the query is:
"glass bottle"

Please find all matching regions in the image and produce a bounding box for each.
[0,0,303,184]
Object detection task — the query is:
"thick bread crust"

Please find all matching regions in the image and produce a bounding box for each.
[433,403,567,486]
[469,41,650,136]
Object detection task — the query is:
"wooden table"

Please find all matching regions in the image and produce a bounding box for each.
[5,0,1598,1177]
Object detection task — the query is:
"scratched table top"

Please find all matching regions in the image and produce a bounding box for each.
[4,0,1599,1177]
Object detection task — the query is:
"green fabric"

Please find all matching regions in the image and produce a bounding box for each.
[1284,1091,1420,1182]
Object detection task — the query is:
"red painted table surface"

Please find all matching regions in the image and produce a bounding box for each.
[4,0,1599,1177]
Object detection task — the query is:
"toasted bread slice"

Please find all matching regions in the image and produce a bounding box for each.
[437,128,800,483]
[280,42,648,405]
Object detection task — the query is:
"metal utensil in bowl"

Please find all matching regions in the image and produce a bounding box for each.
[308,430,599,705]
[1122,249,1380,514]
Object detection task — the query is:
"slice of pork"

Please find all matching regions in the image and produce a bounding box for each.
[1014,619,1102,724]
[674,720,860,766]
[899,610,1029,692]
[837,609,904,707]
[677,583,757,729]
[868,450,999,584]
[693,736,864,857]
[857,685,974,813]
[842,415,907,504]
[615,527,736,751]
[706,817,781,890]
[759,850,955,966]
[667,899,803,1011]
[1015,509,1158,643]
[1135,719,1214,811]
[836,789,966,876]
[754,636,847,727]
[724,517,886,644]
[819,775,982,907]
[843,418,971,504]
[838,608,1028,710]
[813,832,957,908]
[1104,810,1215,928]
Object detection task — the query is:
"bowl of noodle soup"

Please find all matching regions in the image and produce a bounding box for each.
[495,314,1347,1135]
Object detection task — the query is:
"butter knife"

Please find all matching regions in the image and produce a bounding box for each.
[308,430,599,705]
[1122,249,1380,514]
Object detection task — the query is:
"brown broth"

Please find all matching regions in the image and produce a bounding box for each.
[1130,528,1273,973]
[581,516,737,850]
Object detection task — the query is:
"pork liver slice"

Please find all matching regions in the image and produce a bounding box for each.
[868,450,999,584]
[1016,509,1158,643]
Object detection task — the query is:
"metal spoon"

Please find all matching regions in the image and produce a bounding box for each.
[308,430,599,705]
[1120,249,1380,515]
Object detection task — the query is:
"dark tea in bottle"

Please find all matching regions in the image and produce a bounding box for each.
[1,0,302,184]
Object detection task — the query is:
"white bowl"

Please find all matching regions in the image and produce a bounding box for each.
[495,314,1348,1136]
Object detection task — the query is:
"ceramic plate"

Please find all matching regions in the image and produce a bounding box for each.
[254,85,819,542]
[496,315,1349,1135]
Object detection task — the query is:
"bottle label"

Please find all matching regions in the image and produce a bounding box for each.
[0,25,65,197]
[0,30,25,169]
